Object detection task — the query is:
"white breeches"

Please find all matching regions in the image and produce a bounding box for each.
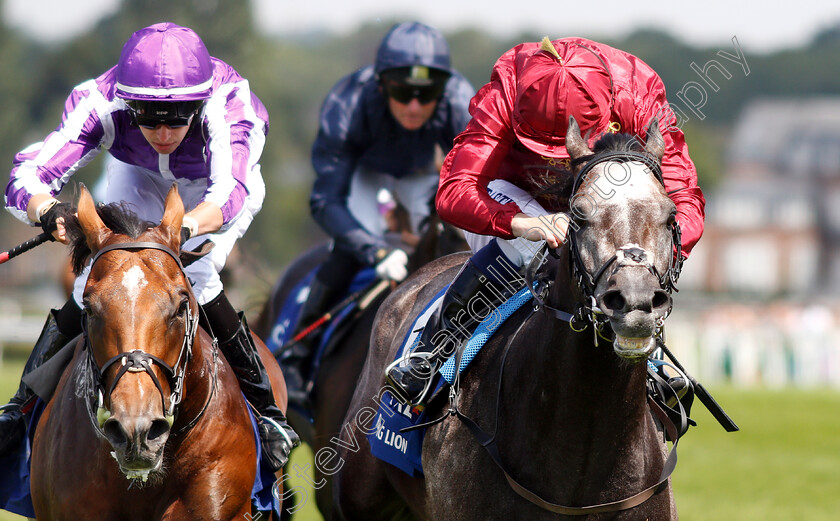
[72,155,264,305]
[346,166,440,238]
[464,180,552,267]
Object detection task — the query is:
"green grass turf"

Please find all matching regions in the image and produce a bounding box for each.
[671,386,840,520]
[1,354,838,520]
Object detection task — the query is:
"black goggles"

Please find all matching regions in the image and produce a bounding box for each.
[127,100,204,129]
[383,82,446,104]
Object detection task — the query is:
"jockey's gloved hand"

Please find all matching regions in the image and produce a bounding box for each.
[179,227,191,247]
[39,200,76,241]
[375,248,409,282]
[179,216,198,247]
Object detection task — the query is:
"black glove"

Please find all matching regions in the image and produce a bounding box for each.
[39,202,75,241]
[179,226,191,247]
[337,228,390,266]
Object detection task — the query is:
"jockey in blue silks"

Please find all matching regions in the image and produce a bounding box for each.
[279,22,474,404]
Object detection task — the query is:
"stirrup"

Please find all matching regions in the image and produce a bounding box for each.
[0,402,20,413]
[384,351,437,406]
[257,415,301,471]
[647,359,696,439]
[259,415,298,450]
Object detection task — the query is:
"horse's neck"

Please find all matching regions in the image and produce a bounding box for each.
[495,250,654,456]
[512,314,650,422]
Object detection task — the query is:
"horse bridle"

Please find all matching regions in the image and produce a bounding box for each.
[531,149,683,337]
[81,241,205,434]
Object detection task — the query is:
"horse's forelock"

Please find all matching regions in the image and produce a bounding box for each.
[591,132,644,155]
[66,202,156,275]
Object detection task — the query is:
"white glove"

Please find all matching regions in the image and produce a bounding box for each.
[375,248,409,282]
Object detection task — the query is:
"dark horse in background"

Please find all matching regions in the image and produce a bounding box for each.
[30,186,286,520]
[253,208,467,519]
[335,117,683,520]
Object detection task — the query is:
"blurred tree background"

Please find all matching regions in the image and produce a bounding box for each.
[1,0,840,311]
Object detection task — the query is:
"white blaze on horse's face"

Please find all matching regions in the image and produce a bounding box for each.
[588,161,667,216]
[122,265,149,302]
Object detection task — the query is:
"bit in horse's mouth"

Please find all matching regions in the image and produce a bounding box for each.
[613,335,655,359]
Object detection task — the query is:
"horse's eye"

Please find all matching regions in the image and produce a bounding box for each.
[666,211,676,225]
[172,297,189,320]
[82,298,96,317]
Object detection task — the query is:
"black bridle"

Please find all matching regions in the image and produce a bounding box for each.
[79,241,211,437]
[530,149,683,336]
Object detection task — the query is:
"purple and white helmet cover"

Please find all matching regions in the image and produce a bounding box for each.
[115,22,213,101]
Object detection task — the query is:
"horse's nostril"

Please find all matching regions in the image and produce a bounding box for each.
[652,290,671,310]
[147,418,171,442]
[601,290,626,312]
[103,419,129,448]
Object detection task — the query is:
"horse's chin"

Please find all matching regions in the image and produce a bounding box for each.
[110,451,165,484]
[612,335,656,360]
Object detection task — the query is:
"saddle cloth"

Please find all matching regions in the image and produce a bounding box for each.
[367,284,535,477]
[0,396,280,518]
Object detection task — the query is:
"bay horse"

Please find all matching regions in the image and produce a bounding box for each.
[29,185,286,520]
[253,211,467,520]
[334,117,683,520]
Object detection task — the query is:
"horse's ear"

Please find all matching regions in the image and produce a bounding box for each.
[565,116,592,161]
[159,184,185,250]
[77,184,109,253]
[644,118,665,161]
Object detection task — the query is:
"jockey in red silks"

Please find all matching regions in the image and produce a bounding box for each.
[386,37,706,405]
[1,23,299,470]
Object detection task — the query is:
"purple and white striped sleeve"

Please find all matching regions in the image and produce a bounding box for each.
[202,74,268,226]
[5,78,108,225]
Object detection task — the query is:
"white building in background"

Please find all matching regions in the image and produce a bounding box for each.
[680,97,840,295]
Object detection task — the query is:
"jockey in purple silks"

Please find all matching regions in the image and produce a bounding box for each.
[1,22,298,471]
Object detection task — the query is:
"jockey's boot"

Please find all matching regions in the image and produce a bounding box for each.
[647,358,696,439]
[648,358,693,410]
[217,311,301,471]
[0,310,69,457]
[386,245,523,405]
[278,277,334,407]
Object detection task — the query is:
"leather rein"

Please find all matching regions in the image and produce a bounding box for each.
[79,241,217,438]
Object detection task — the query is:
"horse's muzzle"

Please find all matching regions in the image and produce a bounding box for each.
[598,265,671,359]
[103,415,170,482]
[612,335,657,359]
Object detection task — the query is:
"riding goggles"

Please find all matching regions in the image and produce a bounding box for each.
[127,99,204,129]
[383,82,446,104]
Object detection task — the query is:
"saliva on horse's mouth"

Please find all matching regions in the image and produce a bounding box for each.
[613,335,656,358]
[110,451,164,483]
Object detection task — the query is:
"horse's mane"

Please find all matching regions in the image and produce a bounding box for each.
[65,202,155,275]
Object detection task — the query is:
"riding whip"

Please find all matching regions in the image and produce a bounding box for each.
[656,337,740,432]
[0,232,52,264]
[281,278,391,349]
